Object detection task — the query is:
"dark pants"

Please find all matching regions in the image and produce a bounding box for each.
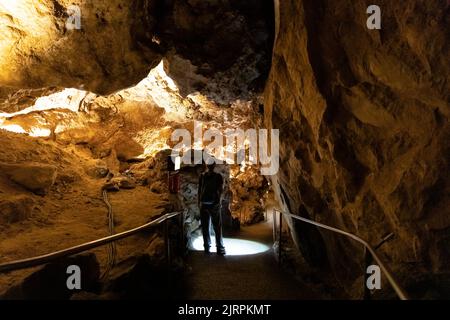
[200,203,224,250]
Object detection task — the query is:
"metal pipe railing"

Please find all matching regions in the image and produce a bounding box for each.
[274,209,408,300]
[0,211,185,274]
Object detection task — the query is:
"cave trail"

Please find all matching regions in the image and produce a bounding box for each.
[185,219,319,300]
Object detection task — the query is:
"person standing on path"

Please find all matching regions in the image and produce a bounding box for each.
[198,163,226,255]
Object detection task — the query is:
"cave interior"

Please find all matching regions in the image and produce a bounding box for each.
[0,0,448,300]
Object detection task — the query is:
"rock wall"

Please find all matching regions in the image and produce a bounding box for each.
[0,0,274,96]
[159,0,274,79]
[0,0,162,94]
[265,0,449,291]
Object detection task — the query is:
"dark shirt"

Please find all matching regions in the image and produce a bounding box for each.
[198,171,223,205]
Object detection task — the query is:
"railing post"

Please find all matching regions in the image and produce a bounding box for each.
[164,219,171,267]
[363,247,372,300]
[272,209,277,243]
[179,211,185,256]
[278,211,282,265]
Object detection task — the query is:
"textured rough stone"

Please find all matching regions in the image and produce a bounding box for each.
[1,162,57,195]
[86,163,109,179]
[0,195,35,224]
[109,176,137,190]
[0,0,273,95]
[0,0,162,94]
[113,135,145,162]
[265,0,449,285]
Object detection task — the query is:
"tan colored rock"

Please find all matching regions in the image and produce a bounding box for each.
[0,0,162,94]
[85,163,109,179]
[109,176,137,190]
[113,135,144,162]
[149,180,167,194]
[264,0,449,283]
[1,162,57,195]
[0,195,35,224]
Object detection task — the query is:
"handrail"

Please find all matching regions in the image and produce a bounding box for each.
[274,209,408,300]
[0,211,184,273]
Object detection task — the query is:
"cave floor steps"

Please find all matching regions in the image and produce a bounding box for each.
[183,221,321,300]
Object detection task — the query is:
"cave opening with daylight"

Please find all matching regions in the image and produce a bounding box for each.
[0,0,448,303]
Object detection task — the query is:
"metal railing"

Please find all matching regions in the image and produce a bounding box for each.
[273,209,408,300]
[0,210,185,274]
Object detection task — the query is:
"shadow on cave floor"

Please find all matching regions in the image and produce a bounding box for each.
[182,220,322,300]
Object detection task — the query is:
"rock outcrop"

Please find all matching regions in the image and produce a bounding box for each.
[0,0,162,94]
[265,0,449,291]
[1,162,57,195]
[0,195,35,224]
[0,0,274,95]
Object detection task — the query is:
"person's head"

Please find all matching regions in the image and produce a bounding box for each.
[206,162,216,172]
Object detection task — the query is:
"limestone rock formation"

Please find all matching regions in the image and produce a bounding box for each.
[0,0,162,94]
[0,195,35,224]
[1,162,57,195]
[265,0,449,290]
[0,0,273,95]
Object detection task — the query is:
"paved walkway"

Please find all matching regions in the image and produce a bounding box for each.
[184,220,320,300]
